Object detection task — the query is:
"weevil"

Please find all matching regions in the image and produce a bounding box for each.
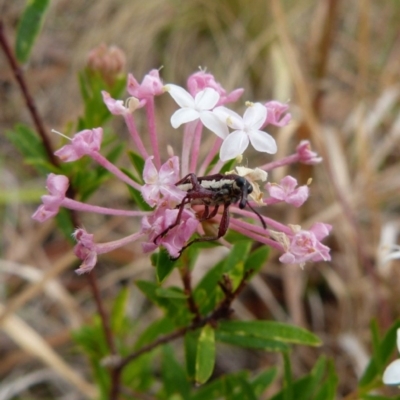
[154,173,267,257]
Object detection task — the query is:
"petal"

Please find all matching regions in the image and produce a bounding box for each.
[171,108,200,128]
[213,106,243,130]
[383,359,400,385]
[243,103,267,129]
[248,130,277,154]
[142,156,158,184]
[158,156,180,183]
[194,88,220,110]
[200,111,229,139]
[166,84,195,108]
[396,328,400,353]
[219,131,249,161]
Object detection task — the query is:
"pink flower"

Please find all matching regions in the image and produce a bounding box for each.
[266,176,309,207]
[141,207,198,258]
[127,69,164,100]
[141,156,186,208]
[279,223,332,266]
[296,140,322,165]
[32,174,69,222]
[73,229,98,275]
[187,71,244,105]
[54,128,103,162]
[263,101,291,127]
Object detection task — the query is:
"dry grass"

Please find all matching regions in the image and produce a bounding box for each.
[1,0,400,398]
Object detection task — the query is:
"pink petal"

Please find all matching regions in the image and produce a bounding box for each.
[143,156,159,184]
[102,91,127,115]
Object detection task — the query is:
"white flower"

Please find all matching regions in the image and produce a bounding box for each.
[165,84,228,135]
[383,329,400,385]
[213,103,277,161]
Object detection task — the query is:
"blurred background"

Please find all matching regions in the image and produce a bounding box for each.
[1,0,400,398]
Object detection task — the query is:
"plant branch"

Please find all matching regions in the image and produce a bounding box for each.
[180,264,201,322]
[114,271,251,372]
[0,20,58,167]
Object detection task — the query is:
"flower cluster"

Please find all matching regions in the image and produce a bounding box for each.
[32,69,331,274]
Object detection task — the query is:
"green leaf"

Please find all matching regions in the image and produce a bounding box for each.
[359,319,400,387]
[6,124,52,174]
[218,320,322,347]
[313,360,338,400]
[110,286,129,334]
[193,259,225,315]
[135,280,192,327]
[121,353,154,392]
[55,208,75,242]
[251,368,278,397]
[222,241,252,288]
[215,330,288,351]
[196,324,216,384]
[162,345,191,399]
[225,375,257,400]
[155,287,187,299]
[134,317,175,350]
[127,151,145,182]
[151,249,177,283]
[15,0,50,63]
[185,329,201,380]
[282,351,294,400]
[244,245,270,275]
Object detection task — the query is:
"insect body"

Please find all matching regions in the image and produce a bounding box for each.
[154,173,266,256]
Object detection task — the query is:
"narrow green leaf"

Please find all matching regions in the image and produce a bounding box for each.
[162,345,191,399]
[251,368,278,397]
[313,359,338,400]
[194,259,224,313]
[151,249,177,283]
[223,241,251,288]
[134,317,175,350]
[155,287,187,299]
[215,330,288,352]
[127,151,145,181]
[218,320,322,347]
[6,124,51,174]
[110,286,129,334]
[196,324,216,384]
[359,320,400,387]
[55,208,75,242]
[283,351,294,400]
[225,375,257,400]
[244,245,270,275]
[185,329,201,379]
[15,0,50,63]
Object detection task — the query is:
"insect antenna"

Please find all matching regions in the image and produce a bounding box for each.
[246,201,267,229]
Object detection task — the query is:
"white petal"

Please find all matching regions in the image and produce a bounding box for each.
[220,131,249,161]
[243,103,267,129]
[166,84,195,108]
[195,88,220,110]
[248,130,277,154]
[171,108,200,128]
[200,111,229,139]
[383,359,400,385]
[397,329,400,353]
[214,106,244,130]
